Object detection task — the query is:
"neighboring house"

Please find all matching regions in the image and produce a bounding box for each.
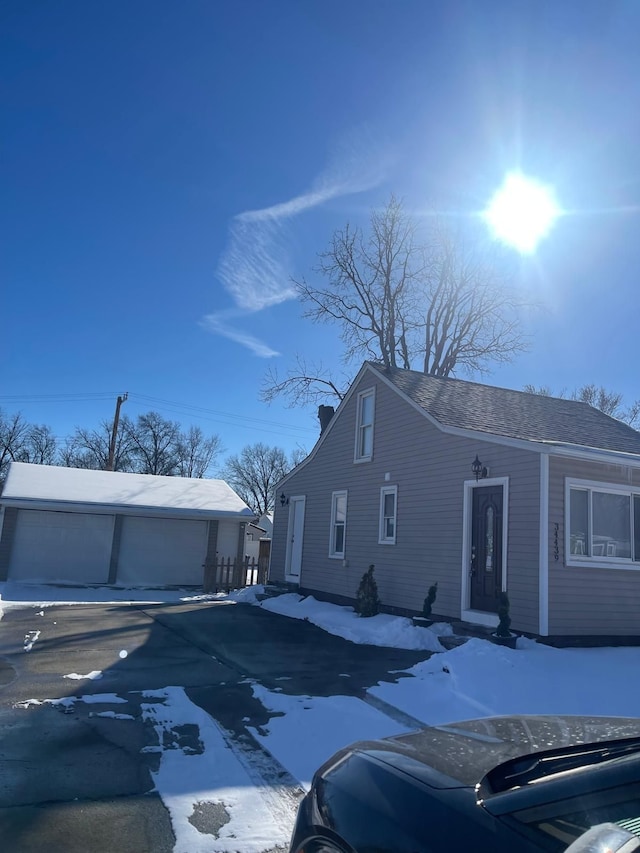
[257,512,273,538]
[270,362,640,638]
[0,462,254,586]
[245,521,267,560]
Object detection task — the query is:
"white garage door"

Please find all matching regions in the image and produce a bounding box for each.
[116,516,208,586]
[10,509,113,583]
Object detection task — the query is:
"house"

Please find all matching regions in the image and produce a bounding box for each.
[0,462,254,586]
[244,520,267,561]
[270,362,640,638]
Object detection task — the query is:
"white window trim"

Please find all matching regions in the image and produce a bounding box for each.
[354,387,375,463]
[565,477,640,570]
[378,485,398,545]
[329,490,348,559]
[460,477,509,627]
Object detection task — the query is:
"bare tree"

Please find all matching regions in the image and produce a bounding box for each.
[524,383,640,428]
[60,412,224,475]
[123,412,181,475]
[221,443,301,514]
[20,425,58,465]
[60,417,135,471]
[420,219,526,376]
[262,196,528,406]
[522,384,554,396]
[0,409,30,483]
[262,356,349,408]
[176,426,224,478]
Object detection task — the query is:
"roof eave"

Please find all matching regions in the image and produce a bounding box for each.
[0,497,254,520]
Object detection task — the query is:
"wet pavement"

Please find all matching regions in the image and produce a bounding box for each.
[0,599,431,851]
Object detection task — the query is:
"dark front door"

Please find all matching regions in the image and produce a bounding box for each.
[470,485,503,612]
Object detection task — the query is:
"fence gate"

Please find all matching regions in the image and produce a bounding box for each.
[203,553,269,594]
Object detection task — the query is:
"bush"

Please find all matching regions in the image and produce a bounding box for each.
[422,582,438,618]
[355,564,380,617]
[496,592,512,637]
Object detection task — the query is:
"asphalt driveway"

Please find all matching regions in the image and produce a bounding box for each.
[0,598,430,852]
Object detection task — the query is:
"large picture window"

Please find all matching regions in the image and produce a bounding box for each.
[379,485,397,544]
[354,388,374,462]
[568,481,640,564]
[329,490,347,558]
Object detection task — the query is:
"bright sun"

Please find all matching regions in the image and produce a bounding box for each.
[484,172,561,254]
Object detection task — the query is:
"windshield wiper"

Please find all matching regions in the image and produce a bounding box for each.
[485,738,640,793]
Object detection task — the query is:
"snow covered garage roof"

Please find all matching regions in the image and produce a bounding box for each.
[1,462,253,518]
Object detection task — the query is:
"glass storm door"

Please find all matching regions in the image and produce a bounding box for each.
[470,485,503,612]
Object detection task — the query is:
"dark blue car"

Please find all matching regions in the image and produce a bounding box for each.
[288,715,640,853]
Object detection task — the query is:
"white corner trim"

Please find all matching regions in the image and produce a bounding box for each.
[539,454,549,636]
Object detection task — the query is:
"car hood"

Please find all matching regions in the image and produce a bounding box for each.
[343,715,640,789]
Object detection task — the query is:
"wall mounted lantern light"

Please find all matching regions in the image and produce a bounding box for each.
[280,492,289,507]
[472,455,488,481]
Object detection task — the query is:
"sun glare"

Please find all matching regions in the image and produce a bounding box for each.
[484,172,560,254]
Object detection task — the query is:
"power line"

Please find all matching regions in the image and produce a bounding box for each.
[1,390,318,437]
[0,393,120,402]
[128,393,315,433]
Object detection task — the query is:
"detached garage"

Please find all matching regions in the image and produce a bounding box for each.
[0,462,254,587]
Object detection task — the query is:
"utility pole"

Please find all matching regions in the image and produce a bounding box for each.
[106,393,128,471]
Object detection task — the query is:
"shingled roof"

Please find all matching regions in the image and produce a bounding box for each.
[369,363,640,456]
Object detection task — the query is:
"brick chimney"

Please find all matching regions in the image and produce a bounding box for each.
[318,405,335,434]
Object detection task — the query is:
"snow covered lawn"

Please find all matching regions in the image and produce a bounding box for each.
[232,586,640,773]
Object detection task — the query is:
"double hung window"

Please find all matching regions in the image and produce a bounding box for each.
[379,486,397,544]
[355,389,374,462]
[330,490,347,558]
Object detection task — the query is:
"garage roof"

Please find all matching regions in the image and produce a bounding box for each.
[1,462,254,518]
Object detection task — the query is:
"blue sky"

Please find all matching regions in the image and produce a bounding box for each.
[3,0,640,465]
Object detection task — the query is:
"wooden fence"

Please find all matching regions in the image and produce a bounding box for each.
[203,555,269,593]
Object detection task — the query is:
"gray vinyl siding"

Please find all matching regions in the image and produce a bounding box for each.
[548,456,640,636]
[271,370,541,632]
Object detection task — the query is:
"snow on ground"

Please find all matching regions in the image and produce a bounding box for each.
[0,581,222,608]
[15,693,128,710]
[64,670,103,680]
[5,580,640,853]
[246,590,446,652]
[141,686,294,853]
[369,636,640,725]
[23,629,40,651]
[249,683,410,788]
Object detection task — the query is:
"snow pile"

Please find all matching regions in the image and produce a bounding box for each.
[226,585,265,605]
[259,593,444,652]
[369,637,640,725]
[64,671,103,680]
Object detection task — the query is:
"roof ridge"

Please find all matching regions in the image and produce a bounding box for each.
[366,361,591,407]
